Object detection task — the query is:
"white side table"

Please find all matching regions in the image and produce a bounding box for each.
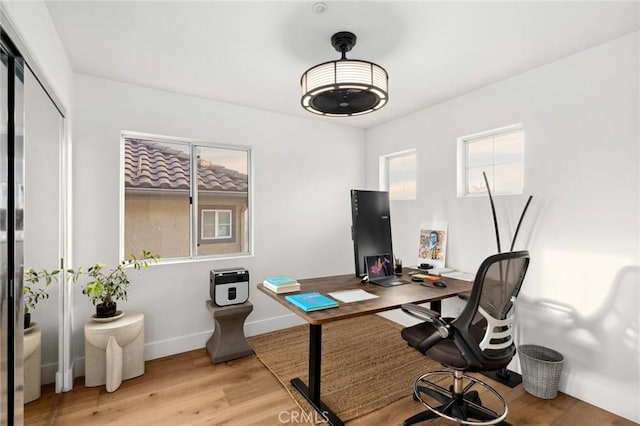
[84,311,145,392]
[24,325,41,403]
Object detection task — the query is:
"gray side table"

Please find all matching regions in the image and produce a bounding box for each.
[205,300,254,364]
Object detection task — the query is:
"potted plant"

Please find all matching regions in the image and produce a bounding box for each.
[394,257,403,275]
[68,250,159,318]
[23,268,59,328]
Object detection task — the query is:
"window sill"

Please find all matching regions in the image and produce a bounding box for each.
[125,253,254,268]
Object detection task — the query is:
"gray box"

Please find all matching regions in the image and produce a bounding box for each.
[210,268,249,306]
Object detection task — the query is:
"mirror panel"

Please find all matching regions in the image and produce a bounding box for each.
[23,67,63,416]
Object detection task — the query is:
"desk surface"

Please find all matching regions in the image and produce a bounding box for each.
[258,272,472,325]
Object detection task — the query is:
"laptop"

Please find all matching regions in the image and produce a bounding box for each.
[364,254,410,287]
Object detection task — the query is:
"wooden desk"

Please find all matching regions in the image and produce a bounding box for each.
[258,272,472,426]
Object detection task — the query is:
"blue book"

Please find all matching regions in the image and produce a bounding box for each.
[285,292,339,312]
[264,275,297,286]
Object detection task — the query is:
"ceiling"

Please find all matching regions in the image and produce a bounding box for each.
[46,1,639,129]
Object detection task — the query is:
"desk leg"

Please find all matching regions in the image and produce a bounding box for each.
[431,300,442,313]
[290,324,344,426]
[308,324,321,402]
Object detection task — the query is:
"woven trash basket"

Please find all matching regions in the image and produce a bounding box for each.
[518,344,564,399]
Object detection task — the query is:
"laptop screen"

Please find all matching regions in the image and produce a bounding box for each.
[365,254,394,279]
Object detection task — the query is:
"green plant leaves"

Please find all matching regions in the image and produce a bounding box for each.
[24,251,159,309]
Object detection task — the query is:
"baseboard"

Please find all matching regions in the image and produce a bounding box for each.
[71,313,306,381]
[507,355,638,422]
[558,370,639,423]
[141,313,305,360]
[41,361,58,386]
[56,369,73,392]
[245,313,306,337]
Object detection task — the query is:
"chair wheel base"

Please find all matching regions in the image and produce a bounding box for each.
[405,370,508,426]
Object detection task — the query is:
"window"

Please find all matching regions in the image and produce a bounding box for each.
[200,208,234,241]
[380,149,416,200]
[457,125,524,196]
[122,133,251,260]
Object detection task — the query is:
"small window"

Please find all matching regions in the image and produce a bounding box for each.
[457,125,524,196]
[201,208,233,241]
[380,149,416,200]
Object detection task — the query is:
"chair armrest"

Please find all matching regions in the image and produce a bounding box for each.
[401,303,442,322]
[401,304,450,338]
[401,304,452,353]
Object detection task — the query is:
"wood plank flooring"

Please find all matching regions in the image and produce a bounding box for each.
[25,348,635,425]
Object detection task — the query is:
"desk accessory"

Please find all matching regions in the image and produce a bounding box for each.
[394,257,403,275]
[264,275,296,286]
[262,275,300,294]
[285,292,339,312]
[425,267,454,276]
[210,268,249,307]
[365,254,410,286]
[417,221,448,269]
[327,289,379,303]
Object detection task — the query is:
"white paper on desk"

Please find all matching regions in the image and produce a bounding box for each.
[426,267,455,276]
[328,289,379,303]
[441,271,476,282]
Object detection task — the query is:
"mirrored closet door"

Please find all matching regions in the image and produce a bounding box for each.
[22,66,64,413]
[1,13,68,424]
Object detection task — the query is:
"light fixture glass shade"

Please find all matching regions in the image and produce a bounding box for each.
[301,59,388,116]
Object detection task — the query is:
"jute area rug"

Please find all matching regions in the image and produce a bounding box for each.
[249,315,439,422]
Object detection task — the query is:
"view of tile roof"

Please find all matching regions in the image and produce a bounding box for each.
[124,139,248,192]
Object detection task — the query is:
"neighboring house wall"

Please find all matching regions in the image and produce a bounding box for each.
[365,33,639,422]
[124,193,190,258]
[124,192,247,257]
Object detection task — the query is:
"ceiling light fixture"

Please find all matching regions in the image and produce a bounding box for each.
[300,31,388,116]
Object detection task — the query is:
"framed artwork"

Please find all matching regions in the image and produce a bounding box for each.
[417,221,448,268]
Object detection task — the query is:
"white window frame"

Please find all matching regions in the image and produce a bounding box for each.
[201,209,232,240]
[120,131,253,263]
[456,124,524,197]
[379,149,416,201]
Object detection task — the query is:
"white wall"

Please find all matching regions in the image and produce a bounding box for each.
[365,32,640,421]
[0,0,73,109]
[72,74,365,368]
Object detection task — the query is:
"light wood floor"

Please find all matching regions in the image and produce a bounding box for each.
[25,348,635,425]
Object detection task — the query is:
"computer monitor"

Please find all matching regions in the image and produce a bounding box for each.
[350,190,393,277]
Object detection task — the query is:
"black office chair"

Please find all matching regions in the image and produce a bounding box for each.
[400,251,530,425]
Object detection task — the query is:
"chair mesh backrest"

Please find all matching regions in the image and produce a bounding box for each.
[454,251,529,360]
[475,256,528,323]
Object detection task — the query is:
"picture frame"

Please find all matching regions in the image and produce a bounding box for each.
[417,221,448,268]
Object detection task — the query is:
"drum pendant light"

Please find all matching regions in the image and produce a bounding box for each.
[300,31,388,116]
